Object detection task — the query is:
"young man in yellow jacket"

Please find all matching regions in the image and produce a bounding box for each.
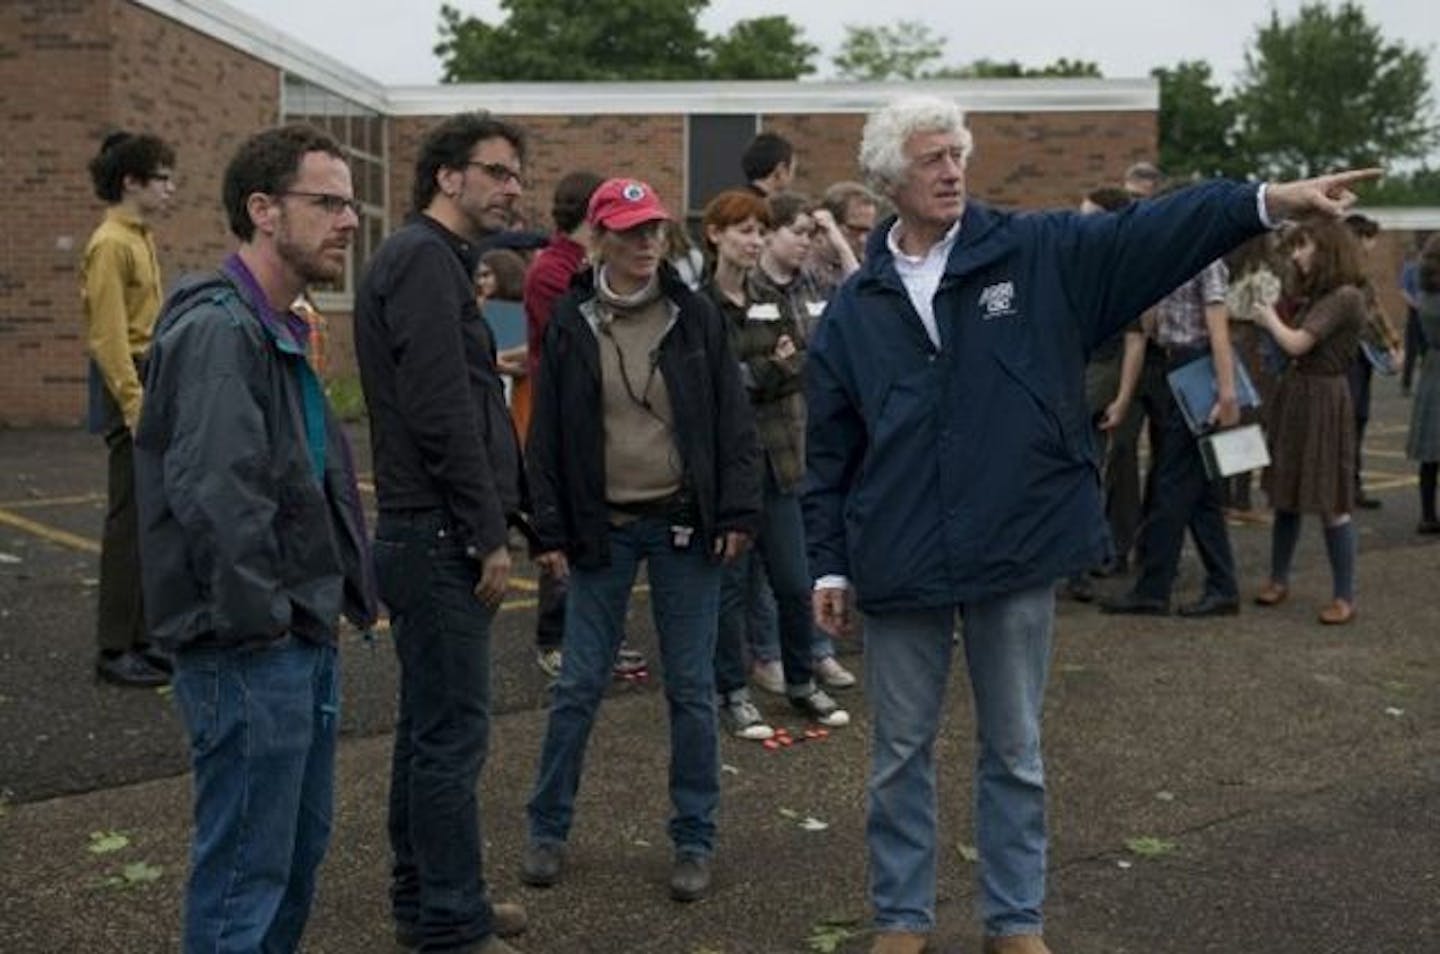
[81,131,175,687]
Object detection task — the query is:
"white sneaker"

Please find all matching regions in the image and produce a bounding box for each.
[720,693,774,740]
[814,656,856,689]
[536,648,563,678]
[750,659,785,695]
[790,688,850,728]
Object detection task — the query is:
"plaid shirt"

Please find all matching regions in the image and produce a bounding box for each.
[1154,259,1229,349]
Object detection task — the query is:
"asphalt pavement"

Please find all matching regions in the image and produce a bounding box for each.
[0,384,1436,952]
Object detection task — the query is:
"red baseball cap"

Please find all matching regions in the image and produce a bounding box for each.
[586,178,671,231]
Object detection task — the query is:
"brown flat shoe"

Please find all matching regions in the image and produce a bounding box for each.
[1254,581,1289,606]
[870,932,929,954]
[1318,599,1355,625]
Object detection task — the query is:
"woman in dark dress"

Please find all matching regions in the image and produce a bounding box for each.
[1253,220,1366,624]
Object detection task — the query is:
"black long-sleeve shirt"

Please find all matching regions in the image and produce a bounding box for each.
[355,215,523,557]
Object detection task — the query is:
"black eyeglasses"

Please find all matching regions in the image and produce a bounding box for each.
[280,191,364,217]
[465,161,527,189]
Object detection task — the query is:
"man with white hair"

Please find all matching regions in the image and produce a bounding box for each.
[803,96,1377,954]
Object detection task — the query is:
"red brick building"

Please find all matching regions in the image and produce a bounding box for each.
[2,0,1163,425]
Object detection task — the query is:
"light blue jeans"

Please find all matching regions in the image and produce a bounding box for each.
[863,584,1053,938]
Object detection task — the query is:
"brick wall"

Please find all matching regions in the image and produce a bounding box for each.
[387,113,687,236]
[0,0,114,426]
[763,111,1157,211]
[967,111,1157,209]
[0,0,279,427]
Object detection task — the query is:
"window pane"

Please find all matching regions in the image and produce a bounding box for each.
[687,114,758,214]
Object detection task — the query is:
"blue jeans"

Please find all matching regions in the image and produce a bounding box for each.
[715,477,818,696]
[375,510,498,951]
[528,517,721,855]
[171,636,339,954]
[1133,387,1238,602]
[863,584,1053,938]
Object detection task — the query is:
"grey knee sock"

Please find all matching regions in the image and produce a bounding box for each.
[1322,521,1357,603]
[1270,510,1301,584]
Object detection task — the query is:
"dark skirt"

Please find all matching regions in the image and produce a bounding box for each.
[1263,370,1355,514]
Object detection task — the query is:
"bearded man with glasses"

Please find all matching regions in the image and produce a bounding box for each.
[133,123,378,952]
[355,111,532,954]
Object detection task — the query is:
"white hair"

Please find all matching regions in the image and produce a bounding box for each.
[858,96,974,194]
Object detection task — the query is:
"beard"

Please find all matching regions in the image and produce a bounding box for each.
[276,217,347,285]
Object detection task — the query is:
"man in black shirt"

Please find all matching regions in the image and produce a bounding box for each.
[355,111,529,954]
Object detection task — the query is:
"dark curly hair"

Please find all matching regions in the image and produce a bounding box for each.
[222,124,345,241]
[410,111,527,215]
[88,132,175,203]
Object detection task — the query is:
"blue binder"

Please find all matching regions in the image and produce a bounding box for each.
[1165,348,1262,434]
[482,299,527,351]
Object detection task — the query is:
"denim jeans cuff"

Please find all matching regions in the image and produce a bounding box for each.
[874,921,933,934]
[784,680,817,698]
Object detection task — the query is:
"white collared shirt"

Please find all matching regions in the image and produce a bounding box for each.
[886,217,962,349]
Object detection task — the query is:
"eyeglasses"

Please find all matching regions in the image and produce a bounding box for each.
[280,191,364,217]
[465,161,527,189]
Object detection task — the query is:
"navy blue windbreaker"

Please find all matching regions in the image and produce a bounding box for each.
[803,180,1267,612]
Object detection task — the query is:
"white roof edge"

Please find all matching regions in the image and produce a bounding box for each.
[131,0,389,111]
[382,78,1159,117]
[1359,207,1440,230]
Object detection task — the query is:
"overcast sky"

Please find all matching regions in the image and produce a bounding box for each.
[226,0,1436,93]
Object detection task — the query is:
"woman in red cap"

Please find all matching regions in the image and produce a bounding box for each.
[520,178,761,903]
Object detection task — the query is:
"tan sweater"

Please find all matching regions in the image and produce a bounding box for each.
[595,273,683,512]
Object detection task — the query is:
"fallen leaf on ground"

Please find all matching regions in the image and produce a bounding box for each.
[805,919,861,953]
[88,831,130,854]
[1155,790,1176,802]
[799,816,829,832]
[957,843,979,863]
[778,807,800,819]
[0,553,21,564]
[1384,707,1404,717]
[1125,836,1178,858]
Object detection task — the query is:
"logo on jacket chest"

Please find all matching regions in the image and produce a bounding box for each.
[978,280,1017,320]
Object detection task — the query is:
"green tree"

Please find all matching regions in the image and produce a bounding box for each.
[1234,1,1436,178]
[1031,58,1103,78]
[706,16,818,80]
[932,57,1102,79]
[1151,60,1246,179]
[435,0,710,82]
[1355,166,1440,206]
[832,21,945,81]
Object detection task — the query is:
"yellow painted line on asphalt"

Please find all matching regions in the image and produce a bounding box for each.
[0,506,549,595]
[0,507,101,554]
[0,493,106,510]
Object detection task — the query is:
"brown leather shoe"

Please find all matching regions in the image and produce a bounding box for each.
[1318,599,1356,625]
[870,931,929,954]
[1254,580,1289,606]
[982,935,1053,954]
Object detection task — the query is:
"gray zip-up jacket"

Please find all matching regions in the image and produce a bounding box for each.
[134,261,377,651]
